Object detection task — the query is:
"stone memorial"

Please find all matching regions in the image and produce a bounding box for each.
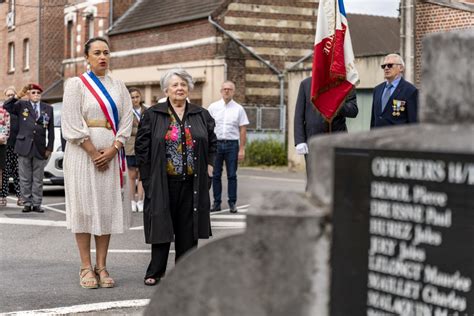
[331,149,473,315]
[145,29,474,316]
[308,28,474,316]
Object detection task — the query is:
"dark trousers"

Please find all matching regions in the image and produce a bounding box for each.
[17,155,46,207]
[1,145,21,198]
[212,140,239,206]
[145,177,197,279]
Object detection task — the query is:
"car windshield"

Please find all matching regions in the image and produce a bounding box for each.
[51,102,63,127]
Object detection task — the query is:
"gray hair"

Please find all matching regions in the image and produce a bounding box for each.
[3,86,16,96]
[385,53,405,67]
[160,68,194,92]
[222,80,235,89]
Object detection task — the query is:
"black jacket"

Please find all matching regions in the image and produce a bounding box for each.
[370,77,418,129]
[294,77,358,145]
[4,98,54,159]
[135,101,217,244]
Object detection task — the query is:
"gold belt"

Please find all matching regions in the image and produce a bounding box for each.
[87,119,112,130]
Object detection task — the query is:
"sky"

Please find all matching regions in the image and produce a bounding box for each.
[344,0,401,17]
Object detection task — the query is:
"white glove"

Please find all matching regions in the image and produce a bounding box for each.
[296,143,309,155]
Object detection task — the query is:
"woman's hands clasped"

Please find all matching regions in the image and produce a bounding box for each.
[93,147,117,172]
[81,139,121,172]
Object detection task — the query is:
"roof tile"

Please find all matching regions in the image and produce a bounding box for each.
[109,0,224,35]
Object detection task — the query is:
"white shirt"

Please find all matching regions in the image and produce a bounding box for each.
[208,99,249,140]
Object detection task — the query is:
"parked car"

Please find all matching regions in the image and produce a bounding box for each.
[43,102,64,185]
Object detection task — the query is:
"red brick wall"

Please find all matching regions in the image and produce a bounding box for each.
[39,0,67,90]
[62,1,114,79]
[415,1,474,84]
[219,39,246,104]
[0,0,66,95]
[0,0,40,93]
[110,44,218,69]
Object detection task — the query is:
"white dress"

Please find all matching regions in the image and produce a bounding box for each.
[62,75,133,235]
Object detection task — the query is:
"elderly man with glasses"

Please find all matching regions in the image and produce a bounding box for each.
[3,83,54,213]
[370,53,418,129]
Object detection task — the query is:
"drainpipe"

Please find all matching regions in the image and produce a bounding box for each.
[208,16,286,134]
[109,0,113,27]
[279,73,285,132]
[38,0,42,83]
[287,51,313,71]
[400,0,416,83]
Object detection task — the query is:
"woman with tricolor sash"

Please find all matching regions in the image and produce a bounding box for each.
[61,37,133,289]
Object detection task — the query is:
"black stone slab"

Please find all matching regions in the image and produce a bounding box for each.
[331,148,474,316]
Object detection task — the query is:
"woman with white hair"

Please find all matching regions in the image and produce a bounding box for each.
[135,68,217,286]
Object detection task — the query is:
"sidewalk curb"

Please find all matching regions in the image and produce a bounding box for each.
[3,299,149,315]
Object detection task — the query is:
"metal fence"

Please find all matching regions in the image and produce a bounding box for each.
[243,105,286,132]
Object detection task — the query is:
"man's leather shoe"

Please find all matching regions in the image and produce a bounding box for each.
[22,205,32,213]
[32,206,44,213]
[210,203,221,212]
[229,203,237,213]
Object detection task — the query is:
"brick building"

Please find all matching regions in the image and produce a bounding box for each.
[401,0,474,85]
[105,0,399,133]
[104,0,319,131]
[43,0,134,101]
[61,0,134,77]
[0,0,66,100]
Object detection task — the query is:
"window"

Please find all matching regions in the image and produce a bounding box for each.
[66,21,74,58]
[86,15,94,40]
[7,0,15,29]
[23,39,30,70]
[8,42,15,72]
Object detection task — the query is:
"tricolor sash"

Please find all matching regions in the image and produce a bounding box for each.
[80,71,126,187]
[132,108,141,122]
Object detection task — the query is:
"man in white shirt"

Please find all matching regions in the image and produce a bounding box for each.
[208,81,249,213]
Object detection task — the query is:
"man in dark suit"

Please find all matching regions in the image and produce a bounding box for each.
[294,76,358,180]
[371,53,418,128]
[3,84,54,213]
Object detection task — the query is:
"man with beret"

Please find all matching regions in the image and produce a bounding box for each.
[3,83,54,213]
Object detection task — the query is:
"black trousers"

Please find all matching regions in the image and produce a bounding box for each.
[145,177,198,279]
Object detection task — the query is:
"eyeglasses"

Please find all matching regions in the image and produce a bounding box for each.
[30,91,41,95]
[381,63,401,69]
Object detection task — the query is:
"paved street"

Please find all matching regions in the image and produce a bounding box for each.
[0,167,304,314]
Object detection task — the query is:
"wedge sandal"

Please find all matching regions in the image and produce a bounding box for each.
[79,266,99,289]
[95,266,115,288]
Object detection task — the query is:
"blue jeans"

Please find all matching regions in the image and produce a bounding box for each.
[212,140,239,206]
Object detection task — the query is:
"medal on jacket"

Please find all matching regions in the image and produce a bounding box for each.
[22,108,29,118]
[42,113,49,129]
[392,99,406,117]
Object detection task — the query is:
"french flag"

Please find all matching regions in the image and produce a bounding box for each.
[311,0,359,122]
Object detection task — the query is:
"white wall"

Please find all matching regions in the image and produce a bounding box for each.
[111,59,226,107]
[287,70,312,171]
